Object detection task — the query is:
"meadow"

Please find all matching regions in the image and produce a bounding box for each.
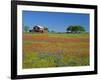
[23,33,89,69]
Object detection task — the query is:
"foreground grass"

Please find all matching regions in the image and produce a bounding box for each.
[23,33,89,68]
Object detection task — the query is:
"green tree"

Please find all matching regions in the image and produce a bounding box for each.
[24,26,29,32]
[44,27,48,31]
[66,25,85,33]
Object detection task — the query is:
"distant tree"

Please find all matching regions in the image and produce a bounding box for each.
[51,30,55,33]
[24,26,29,32]
[66,25,85,33]
[44,27,49,31]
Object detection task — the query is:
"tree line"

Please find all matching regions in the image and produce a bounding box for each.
[24,25,86,33]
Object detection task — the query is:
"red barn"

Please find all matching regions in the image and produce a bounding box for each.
[29,25,44,33]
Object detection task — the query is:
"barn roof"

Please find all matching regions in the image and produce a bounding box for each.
[35,25,44,29]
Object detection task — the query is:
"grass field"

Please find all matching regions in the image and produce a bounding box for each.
[23,33,89,69]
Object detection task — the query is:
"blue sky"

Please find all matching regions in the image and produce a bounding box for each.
[23,11,90,32]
